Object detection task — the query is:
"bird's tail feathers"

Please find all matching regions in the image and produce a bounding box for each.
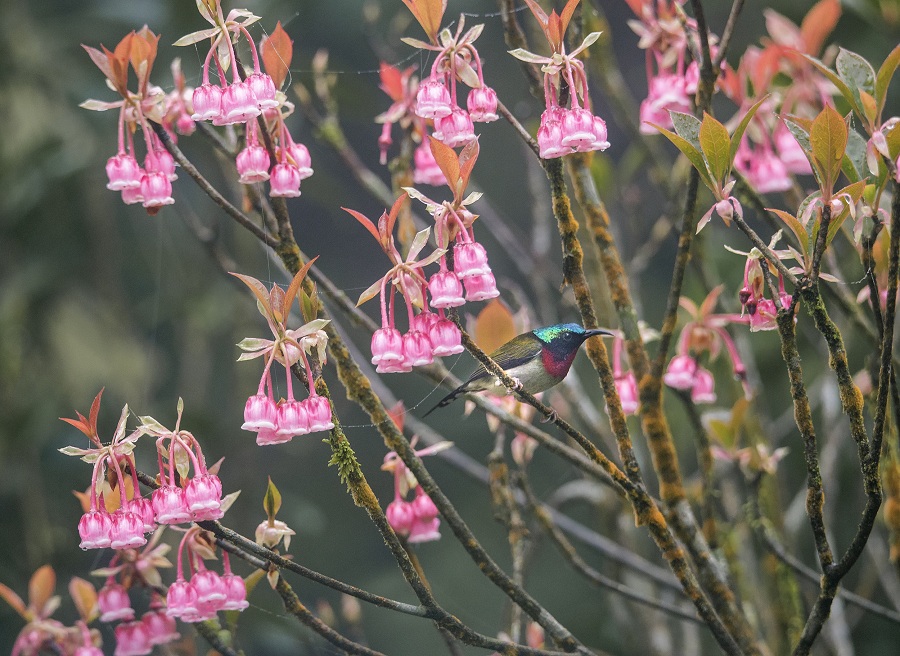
[422,387,464,417]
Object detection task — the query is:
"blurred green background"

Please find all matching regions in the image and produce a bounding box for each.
[2,0,899,654]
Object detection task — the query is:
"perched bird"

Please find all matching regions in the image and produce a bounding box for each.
[424,323,612,416]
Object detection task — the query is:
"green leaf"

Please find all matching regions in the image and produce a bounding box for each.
[699,113,731,182]
[670,111,702,150]
[769,209,810,256]
[802,54,862,117]
[835,48,876,102]
[406,228,431,262]
[264,477,282,520]
[842,130,869,184]
[875,44,900,116]
[730,97,769,164]
[648,122,714,190]
[809,105,848,191]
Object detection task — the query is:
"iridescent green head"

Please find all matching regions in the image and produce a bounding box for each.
[533,323,613,359]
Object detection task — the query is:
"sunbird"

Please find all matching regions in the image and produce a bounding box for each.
[425,323,612,416]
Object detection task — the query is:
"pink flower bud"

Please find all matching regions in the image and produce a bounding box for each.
[415,76,453,119]
[185,474,223,520]
[538,107,567,159]
[99,582,135,622]
[774,123,812,175]
[78,509,112,550]
[690,367,717,404]
[282,142,314,179]
[305,396,335,433]
[145,149,177,181]
[435,106,476,147]
[413,141,446,186]
[175,111,196,136]
[191,84,224,121]
[467,86,499,122]
[614,372,639,415]
[269,163,302,197]
[411,311,439,334]
[221,573,249,611]
[274,400,309,440]
[247,72,278,109]
[127,497,156,533]
[453,241,490,278]
[218,81,261,125]
[386,499,414,536]
[121,186,144,205]
[407,516,441,543]
[142,609,179,646]
[236,145,271,184]
[560,108,595,150]
[191,569,227,605]
[411,487,438,520]
[371,327,404,366]
[590,115,611,151]
[106,153,143,190]
[428,271,466,308]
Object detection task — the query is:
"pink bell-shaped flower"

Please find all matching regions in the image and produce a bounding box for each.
[221,563,249,611]
[151,485,191,525]
[538,107,567,159]
[185,474,223,520]
[191,84,223,121]
[106,153,143,190]
[75,646,104,656]
[78,509,112,550]
[109,509,147,550]
[463,272,500,301]
[467,86,499,122]
[182,600,219,623]
[126,497,156,533]
[386,499,414,536]
[141,608,179,646]
[175,112,196,136]
[412,487,438,519]
[99,582,135,623]
[377,359,413,374]
[275,400,309,439]
[242,393,277,432]
[165,579,197,618]
[413,141,445,185]
[415,76,453,119]
[453,241,490,278]
[435,106,476,147]
[614,372,639,416]
[247,72,278,109]
[282,142,314,179]
[237,145,271,184]
[408,516,442,543]
[691,367,717,404]
[146,148,177,182]
[114,620,152,656]
[560,107,596,150]
[219,81,261,124]
[411,311,439,334]
[748,148,792,195]
[121,186,144,205]
[774,122,812,175]
[140,171,174,209]
[371,327,404,366]
[269,163,302,197]
[403,330,434,367]
[590,115,611,152]
[428,271,466,308]
[191,569,227,606]
[429,318,464,357]
[663,354,698,390]
[305,395,335,433]
[255,428,285,446]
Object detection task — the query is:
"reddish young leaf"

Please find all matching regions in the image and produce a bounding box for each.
[0,583,27,619]
[342,207,383,244]
[387,401,405,432]
[82,45,115,86]
[379,63,405,102]
[230,273,274,317]
[559,0,582,38]
[458,138,480,197]
[401,0,447,43]
[88,388,104,436]
[522,0,549,27]
[69,578,98,623]
[261,22,293,89]
[428,136,460,191]
[28,566,56,616]
[385,193,408,240]
[800,0,840,57]
[475,299,517,354]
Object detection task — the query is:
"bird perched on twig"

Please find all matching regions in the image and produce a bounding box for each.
[424,323,612,416]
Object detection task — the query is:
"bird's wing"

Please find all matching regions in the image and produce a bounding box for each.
[466,340,536,385]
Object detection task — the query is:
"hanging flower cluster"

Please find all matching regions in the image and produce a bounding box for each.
[233,262,334,445]
[663,286,750,404]
[717,0,841,194]
[346,139,500,373]
[509,0,610,159]
[625,0,698,133]
[81,29,180,212]
[381,406,450,543]
[176,3,313,198]
[165,529,248,624]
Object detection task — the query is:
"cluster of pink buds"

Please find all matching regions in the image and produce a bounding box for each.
[100,584,179,656]
[382,436,451,544]
[663,286,751,404]
[511,1,609,158]
[737,250,792,332]
[626,0,698,133]
[160,59,196,140]
[167,531,248,623]
[410,15,499,150]
[150,431,224,525]
[234,267,334,444]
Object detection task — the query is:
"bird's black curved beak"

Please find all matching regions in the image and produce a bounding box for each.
[584,328,614,338]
